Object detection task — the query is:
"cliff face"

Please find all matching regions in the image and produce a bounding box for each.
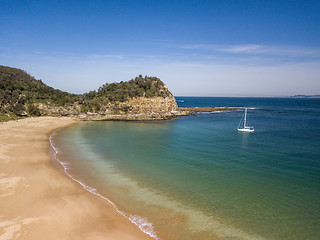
[122,96,178,113]
[95,96,178,120]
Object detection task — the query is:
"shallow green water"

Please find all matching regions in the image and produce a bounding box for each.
[53,97,320,240]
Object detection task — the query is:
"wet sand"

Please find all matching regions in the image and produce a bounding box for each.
[0,117,153,240]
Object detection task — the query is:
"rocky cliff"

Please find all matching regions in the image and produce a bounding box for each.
[80,96,179,120]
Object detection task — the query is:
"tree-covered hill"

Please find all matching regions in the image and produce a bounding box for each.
[79,75,173,113]
[0,65,176,121]
[0,66,78,120]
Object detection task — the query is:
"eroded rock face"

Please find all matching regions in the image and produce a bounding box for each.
[38,95,179,120]
[104,96,178,115]
[37,103,81,117]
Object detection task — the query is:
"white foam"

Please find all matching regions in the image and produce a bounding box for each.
[49,130,159,240]
[129,215,159,239]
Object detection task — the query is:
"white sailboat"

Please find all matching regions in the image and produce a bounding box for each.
[237,108,255,132]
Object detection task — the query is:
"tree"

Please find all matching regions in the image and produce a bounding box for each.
[27,103,41,116]
[12,103,25,116]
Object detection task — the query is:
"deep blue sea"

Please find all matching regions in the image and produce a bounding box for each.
[52,97,320,240]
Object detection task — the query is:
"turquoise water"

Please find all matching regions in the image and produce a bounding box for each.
[53,97,320,240]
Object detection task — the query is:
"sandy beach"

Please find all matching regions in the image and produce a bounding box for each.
[0,117,153,240]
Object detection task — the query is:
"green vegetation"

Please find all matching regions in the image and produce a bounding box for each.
[0,66,173,121]
[0,65,78,120]
[97,75,171,100]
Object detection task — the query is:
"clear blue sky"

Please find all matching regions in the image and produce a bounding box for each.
[1,0,320,96]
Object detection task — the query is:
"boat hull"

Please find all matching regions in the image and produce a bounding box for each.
[237,128,255,132]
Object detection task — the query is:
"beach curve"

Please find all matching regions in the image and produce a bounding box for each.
[0,117,153,240]
[49,129,159,240]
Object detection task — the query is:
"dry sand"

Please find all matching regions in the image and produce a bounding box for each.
[0,117,153,240]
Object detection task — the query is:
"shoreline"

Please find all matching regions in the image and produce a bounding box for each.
[49,129,159,239]
[0,117,153,240]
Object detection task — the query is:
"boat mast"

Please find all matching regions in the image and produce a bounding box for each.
[244,108,247,128]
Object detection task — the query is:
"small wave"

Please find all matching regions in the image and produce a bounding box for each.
[49,130,159,240]
[129,215,159,239]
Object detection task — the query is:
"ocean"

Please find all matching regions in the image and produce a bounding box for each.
[51,97,320,240]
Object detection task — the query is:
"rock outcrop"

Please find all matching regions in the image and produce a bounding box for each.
[75,95,179,120]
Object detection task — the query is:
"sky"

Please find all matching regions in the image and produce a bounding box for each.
[1,0,320,97]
